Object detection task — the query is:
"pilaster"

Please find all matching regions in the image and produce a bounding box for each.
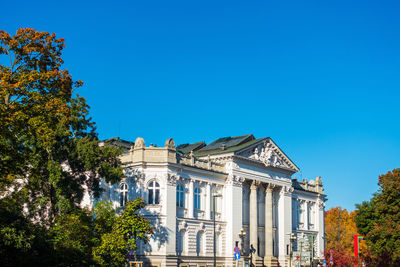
[317,199,325,258]
[205,182,211,220]
[225,175,244,258]
[278,186,293,266]
[165,174,177,255]
[225,175,244,259]
[304,201,309,230]
[188,180,194,218]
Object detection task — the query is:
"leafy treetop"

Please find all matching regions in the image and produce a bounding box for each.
[0,28,124,226]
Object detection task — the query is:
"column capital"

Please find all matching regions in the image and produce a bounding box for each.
[250,180,259,190]
[265,183,275,193]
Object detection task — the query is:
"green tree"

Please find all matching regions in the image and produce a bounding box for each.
[93,200,117,237]
[0,28,125,266]
[93,198,154,266]
[0,195,55,266]
[355,168,400,266]
[49,208,96,266]
[0,28,124,226]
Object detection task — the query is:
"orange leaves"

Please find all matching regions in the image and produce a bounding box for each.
[0,30,11,42]
[75,80,83,87]
[325,207,362,256]
[0,28,80,149]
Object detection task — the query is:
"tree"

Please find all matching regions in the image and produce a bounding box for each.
[325,207,362,255]
[0,28,124,226]
[323,246,356,267]
[0,195,49,266]
[49,208,96,266]
[325,207,360,266]
[93,198,154,266]
[355,169,400,266]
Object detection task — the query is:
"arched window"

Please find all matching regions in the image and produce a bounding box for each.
[196,231,203,256]
[120,183,128,207]
[194,187,201,210]
[176,184,185,207]
[148,181,160,205]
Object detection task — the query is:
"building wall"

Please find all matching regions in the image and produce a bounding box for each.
[93,137,326,267]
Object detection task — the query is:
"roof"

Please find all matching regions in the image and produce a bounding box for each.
[198,134,255,152]
[194,135,264,157]
[103,137,135,150]
[176,141,206,155]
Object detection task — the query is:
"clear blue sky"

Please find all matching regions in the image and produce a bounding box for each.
[2,0,399,211]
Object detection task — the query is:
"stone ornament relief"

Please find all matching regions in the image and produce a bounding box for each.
[178,221,188,232]
[225,161,239,172]
[165,173,180,186]
[198,222,206,232]
[250,142,285,167]
[279,185,294,196]
[125,168,144,180]
[226,174,245,187]
[317,200,325,210]
[241,140,298,170]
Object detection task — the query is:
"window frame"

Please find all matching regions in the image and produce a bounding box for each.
[120,182,128,207]
[176,183,185,208]
[194,186,201,210]
[148,180,160,205]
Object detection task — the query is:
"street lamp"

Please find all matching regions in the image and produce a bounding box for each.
[288,233,296,267]
[213,194,222,267]
[238,228,246,256]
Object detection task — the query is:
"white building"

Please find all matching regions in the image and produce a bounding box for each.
[97,134,326,267]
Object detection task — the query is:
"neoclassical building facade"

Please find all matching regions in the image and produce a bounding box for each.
[95,134,326,267]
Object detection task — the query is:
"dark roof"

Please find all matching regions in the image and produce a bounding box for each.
[176,141,206,155]
[194,137,265,157]
[198,134,255,152]
[103,137,134,150]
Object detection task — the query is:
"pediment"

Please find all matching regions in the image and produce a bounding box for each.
[235,138,299,173]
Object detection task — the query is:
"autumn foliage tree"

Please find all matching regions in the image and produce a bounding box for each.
[325,207,366,266]
[325,207,357,254]
[0,28,124,265]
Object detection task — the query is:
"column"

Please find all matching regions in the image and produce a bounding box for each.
[188,180,194,218]
[249,180,258,256]
[205,183,211,220]
[264,183,273,258]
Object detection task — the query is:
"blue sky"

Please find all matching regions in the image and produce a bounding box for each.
[2,0,399,211]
